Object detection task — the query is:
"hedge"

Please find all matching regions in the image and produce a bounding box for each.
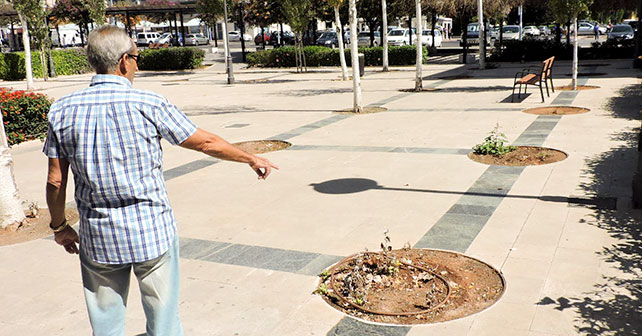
[490,39,635,62]
[0,87,52,146]
[0,48,90,81]
[247,45,429,67]
[138,47,205,70]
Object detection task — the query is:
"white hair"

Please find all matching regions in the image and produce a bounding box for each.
[87,25,134,74]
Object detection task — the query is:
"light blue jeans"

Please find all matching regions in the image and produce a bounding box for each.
[80,237,182,336]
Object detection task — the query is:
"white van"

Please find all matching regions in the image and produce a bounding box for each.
[136,32,160,46]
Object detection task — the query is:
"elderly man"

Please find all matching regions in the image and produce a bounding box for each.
[44,25,278,336]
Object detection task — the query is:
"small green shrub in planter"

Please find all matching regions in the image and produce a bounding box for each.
[138,47,205,70]
[0,48,91,81]
[0,87,52,146]
[472,124,516,156]
[247,45,428,67]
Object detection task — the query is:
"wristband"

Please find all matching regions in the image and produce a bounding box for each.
[50,219,68,233]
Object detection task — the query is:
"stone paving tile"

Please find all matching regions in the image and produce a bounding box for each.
[328,317,410,336]
[202,244,321,273]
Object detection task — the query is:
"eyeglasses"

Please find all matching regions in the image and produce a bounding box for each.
[127,53,141,63]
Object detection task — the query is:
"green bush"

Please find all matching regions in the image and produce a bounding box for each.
[247,45,429,67]
[0,87,52,146]
[138,47,205,70]
[0,48,90,81]
[490,39,635,62]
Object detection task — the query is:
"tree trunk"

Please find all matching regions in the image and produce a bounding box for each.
[555,22,561,44]
[335,6,349,80]
[381,0,389,71]
[431,12,436,48]
[477,0,485,70]
[349,0,362,113]
[213,23,218,47]
[0,114,25,230]
[572,17,578,90]
[280,23,285,46]
[40,46,48,81]
[261,26,266,49]
[414,0,422,91]
[462,15,469,64]
[566,21,570,48]
[18,13,33,91]
[48,47,56,77]
[499,20,504,51]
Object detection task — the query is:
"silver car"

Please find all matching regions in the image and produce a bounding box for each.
[185,33,209,46]
[357,31,380,46]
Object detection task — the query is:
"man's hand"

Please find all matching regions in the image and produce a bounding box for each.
[250,156,279,180]
[55,226,79,254]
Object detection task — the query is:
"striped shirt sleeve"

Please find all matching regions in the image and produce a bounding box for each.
[155,100,197,145]
[43,123,64,158]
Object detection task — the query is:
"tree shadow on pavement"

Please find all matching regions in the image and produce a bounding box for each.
[537,84,642,335]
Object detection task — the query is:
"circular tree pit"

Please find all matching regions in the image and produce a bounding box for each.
[317,249,504,325]
[469,146,567,166]
[232,140,291,154]
[522,106,590,115]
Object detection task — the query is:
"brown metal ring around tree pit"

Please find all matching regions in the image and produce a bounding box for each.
[327,251,452,316]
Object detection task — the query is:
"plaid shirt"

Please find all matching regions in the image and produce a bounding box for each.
[44,75,197,264]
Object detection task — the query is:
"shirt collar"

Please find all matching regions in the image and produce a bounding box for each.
[90,74,133,88]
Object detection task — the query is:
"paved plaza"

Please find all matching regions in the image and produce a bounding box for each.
[1,56,641,335]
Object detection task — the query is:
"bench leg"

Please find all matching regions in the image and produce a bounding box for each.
[539,84,545,103]
[512,83,517,102]
[549,77,555,93]
[544,80,550,97]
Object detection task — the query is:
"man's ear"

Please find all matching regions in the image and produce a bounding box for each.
[118,56,128,74]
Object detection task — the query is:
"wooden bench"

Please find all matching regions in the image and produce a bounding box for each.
[512,56,555,102]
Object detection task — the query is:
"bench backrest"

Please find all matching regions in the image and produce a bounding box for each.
[542,56,555,79]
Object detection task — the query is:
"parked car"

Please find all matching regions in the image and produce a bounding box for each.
[185,33,209,46]
[269,30,295,45]
[254,32,271,45]
[317,31,341,47]
[607,24,634,45]
[154,33,174,45]
[501,25,521,40]
[460,22,480,46]
[357,31,380,46]
[489,26,500,40]
[136,32,160,46]
[538,26,551,36]
[576,22,596,35]
[387,29,414,46]
[523,26,540,37]
[421,29,442,47]
[228,31,252,41]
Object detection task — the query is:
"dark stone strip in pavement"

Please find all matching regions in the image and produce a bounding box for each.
[369,92,414,107]
[267,114,353,141]
[287,145,470,155]
[163,157,220,182]
[513,115,562,146]
[179,237,343,275]
[327,317,411,336]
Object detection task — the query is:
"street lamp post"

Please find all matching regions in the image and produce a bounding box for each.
[223,0,234,84]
